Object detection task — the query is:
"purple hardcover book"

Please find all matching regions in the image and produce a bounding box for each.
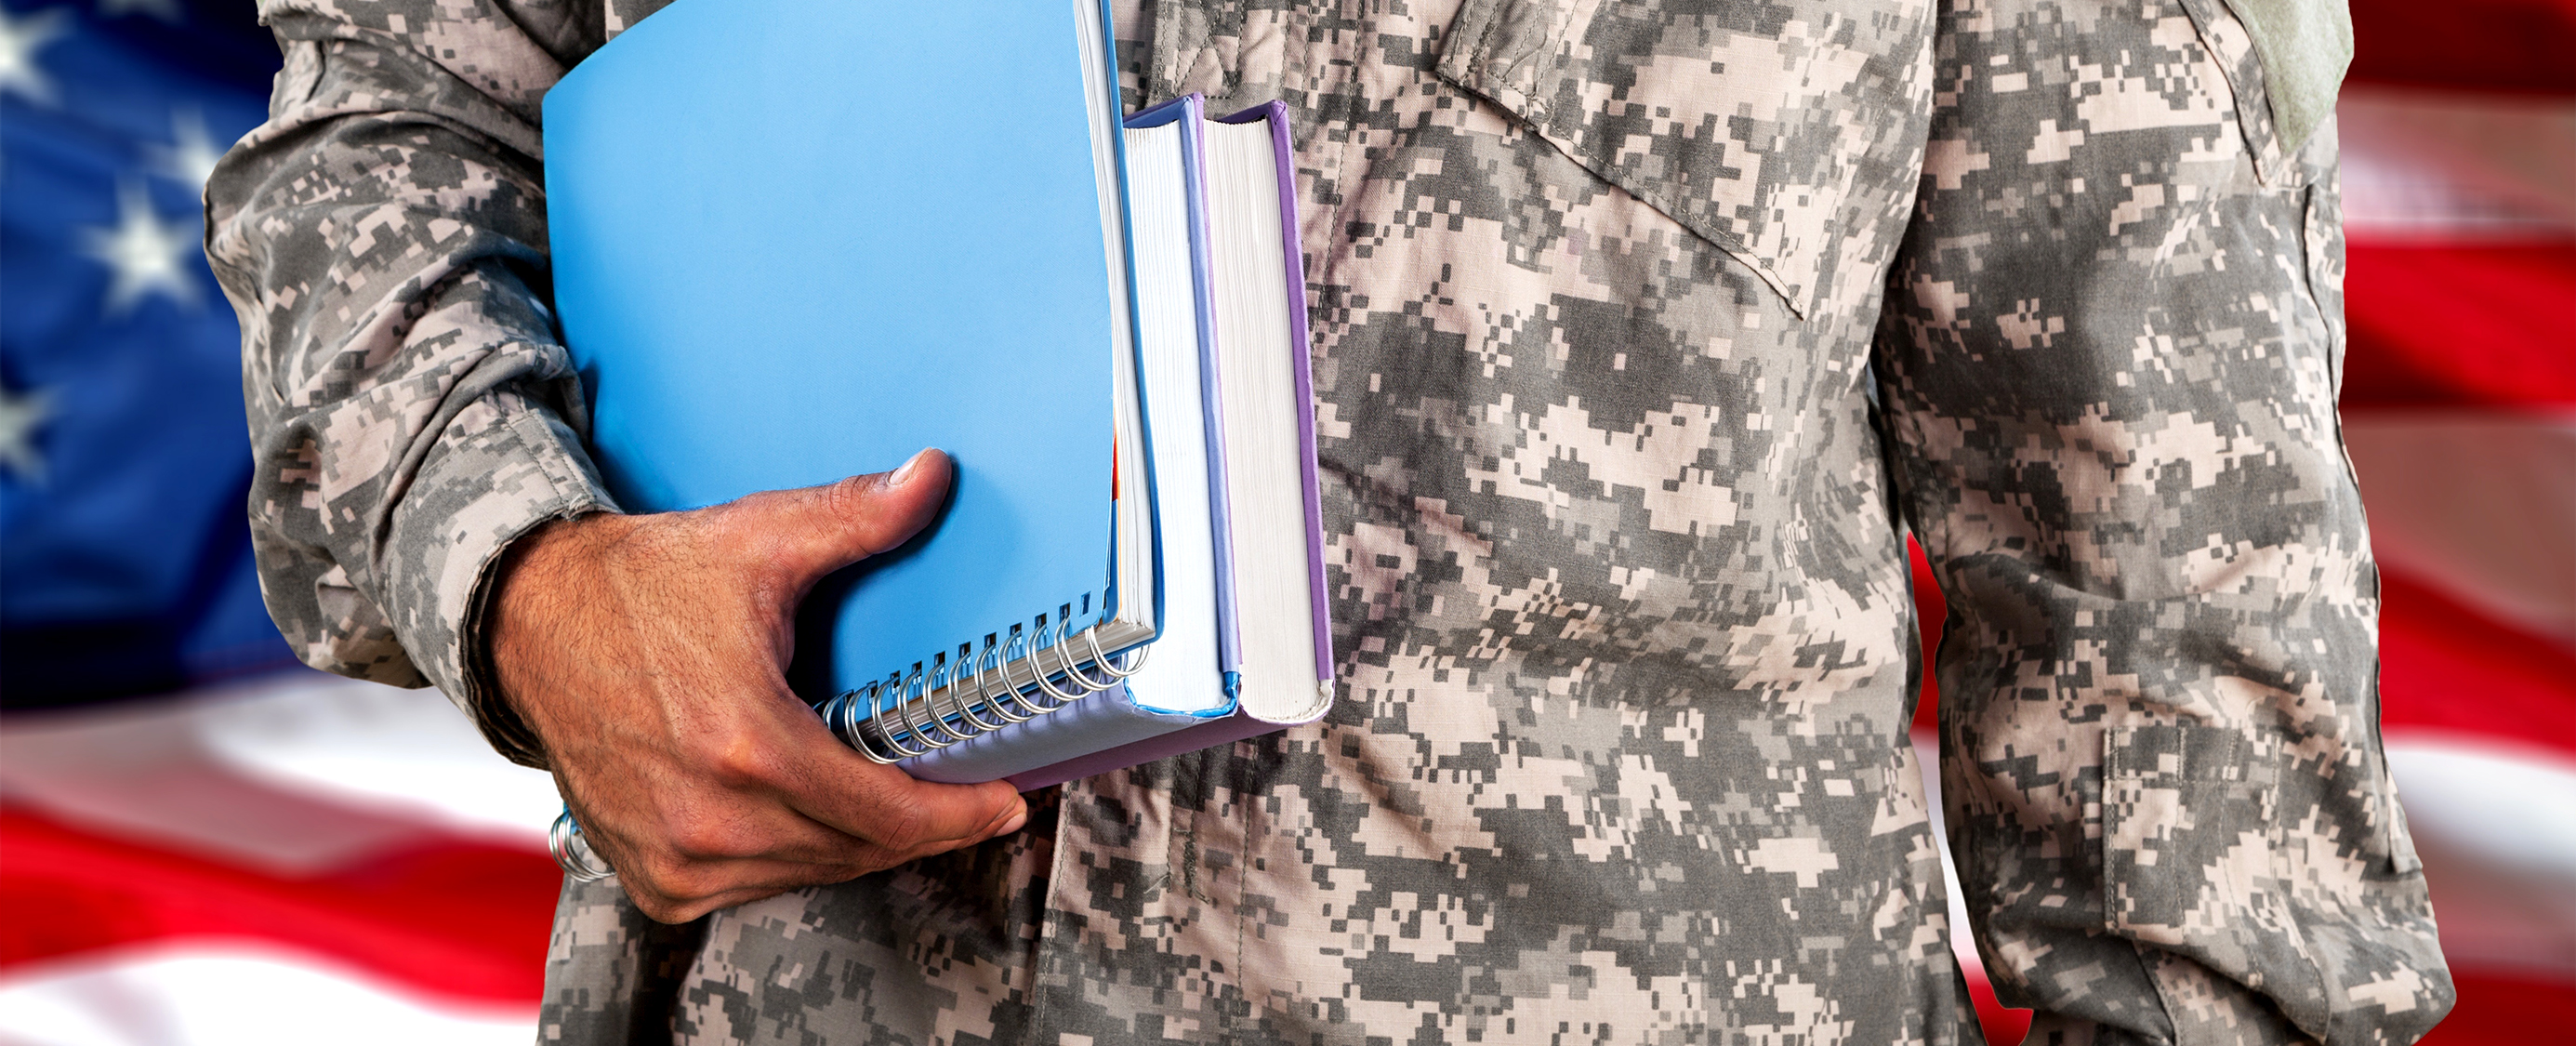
[1220,99,1334,704]
[1003,100,1333,790]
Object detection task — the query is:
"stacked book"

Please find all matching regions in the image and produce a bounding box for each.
[543,0,1333,788]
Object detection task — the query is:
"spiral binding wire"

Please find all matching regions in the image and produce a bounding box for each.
[817,616,1149,765]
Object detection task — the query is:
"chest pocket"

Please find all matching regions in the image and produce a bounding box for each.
[1433,0,1931,319]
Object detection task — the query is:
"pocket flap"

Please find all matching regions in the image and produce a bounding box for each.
[1435,0,1914,318]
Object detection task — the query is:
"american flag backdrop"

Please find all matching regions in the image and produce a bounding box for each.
[0,0,2566,1041]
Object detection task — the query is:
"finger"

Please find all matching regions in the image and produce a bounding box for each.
[773,732,1027,853]
[619,854,878,923]
[720,448,952,589]
[570,792,880,903]
[800,766,1027,855]
[622,850,919,924]
[608,796,1024,924]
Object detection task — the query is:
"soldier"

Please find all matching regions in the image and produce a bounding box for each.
[209,0,2451,1042]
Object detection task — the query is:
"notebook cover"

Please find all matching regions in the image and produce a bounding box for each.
[544,0,1125,702]
[1005,709,1299,791]
[903,682,1234,784]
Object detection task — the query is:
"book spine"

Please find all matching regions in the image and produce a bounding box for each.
[1216,100,1336,688]
[1176,102,1247,690]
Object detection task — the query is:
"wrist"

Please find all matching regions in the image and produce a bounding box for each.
[482,510,623,764]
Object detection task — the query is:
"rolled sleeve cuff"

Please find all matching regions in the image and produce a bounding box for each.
[384,392,617,769]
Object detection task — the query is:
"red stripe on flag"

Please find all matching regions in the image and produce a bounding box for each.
[2342,244,2576,410]
[2419,973,2576,1045]
[1964,966,2035,1046]
[0,805,558,1004]
[1909,538,1946,735]
[2377,569,2576,758]
[2351,0,2576,95]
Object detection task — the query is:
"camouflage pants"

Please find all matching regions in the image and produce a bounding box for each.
[539,1,2446,1043]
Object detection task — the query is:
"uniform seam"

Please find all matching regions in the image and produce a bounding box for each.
[1234,786,1252,1041]
[2105,729,2189,1044]
[1027,788,1069,1046]
[2178,0,2296,188]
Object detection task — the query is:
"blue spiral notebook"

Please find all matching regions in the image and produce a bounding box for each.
[545,0,1168,719]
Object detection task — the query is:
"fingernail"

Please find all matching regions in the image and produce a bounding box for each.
[889,448,931,487]
[998,803,1028,836]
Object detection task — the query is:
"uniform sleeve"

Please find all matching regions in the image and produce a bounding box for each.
[1870,0,2451,1042]
[206,0,621,767]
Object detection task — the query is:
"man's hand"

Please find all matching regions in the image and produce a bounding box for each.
[490,448,1026,923]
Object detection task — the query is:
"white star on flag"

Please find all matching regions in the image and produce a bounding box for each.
[80,180,203,315]
[0,380,52,481]
[0,6,68,105]
[150,108,229,194]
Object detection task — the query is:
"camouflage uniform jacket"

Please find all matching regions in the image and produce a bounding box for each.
[209,0,2451,1041]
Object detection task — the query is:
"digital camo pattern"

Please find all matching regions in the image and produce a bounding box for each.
[207,0,2451,1042]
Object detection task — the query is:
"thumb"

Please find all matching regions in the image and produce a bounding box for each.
[727,448,951,588]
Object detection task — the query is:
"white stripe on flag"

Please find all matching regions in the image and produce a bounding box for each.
[0,944,533,1046]
[2339,85,2576,241]
[0,671,559,872]
[2384,732,2576,982]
